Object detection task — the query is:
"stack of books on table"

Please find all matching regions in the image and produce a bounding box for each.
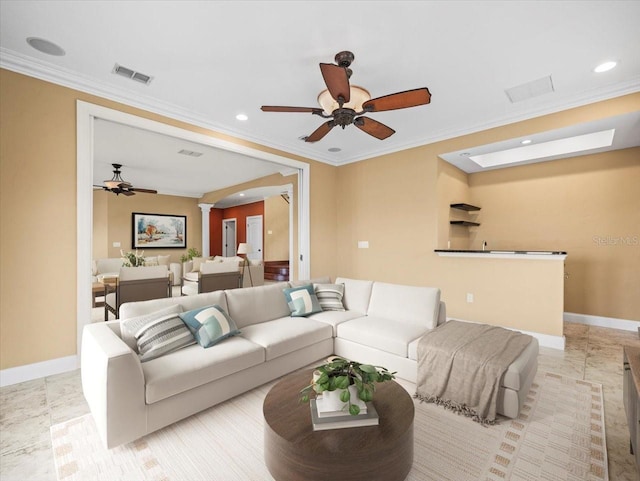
[310,398,379,431]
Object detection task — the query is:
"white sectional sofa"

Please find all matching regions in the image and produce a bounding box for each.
[81,277,537,449]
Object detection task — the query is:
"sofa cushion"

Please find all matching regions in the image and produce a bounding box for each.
[283,285,322,317]
[142,337,265,403]
[119,290,228,320]
[314,283,346,312]
[337,316,429,357]
[179,305,240,348]
[307,310,364,336]
[157,255,171,266]
[240,317,332,361]
[136,313,196,362]
[367,282,441,330]
[334,277,373,314]
[96,258,123,275]
[145,256,159,266]
[225,282,290,328]
[120,304,183,352]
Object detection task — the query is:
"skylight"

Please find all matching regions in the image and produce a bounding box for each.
[469,129,615,168]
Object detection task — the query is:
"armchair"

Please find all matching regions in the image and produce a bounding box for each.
[181,261,241,296]
[104,266,172,320]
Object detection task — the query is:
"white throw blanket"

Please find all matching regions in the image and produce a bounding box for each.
[415,320,532,423]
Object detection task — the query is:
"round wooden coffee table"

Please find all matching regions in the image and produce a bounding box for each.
[263,369,414,481]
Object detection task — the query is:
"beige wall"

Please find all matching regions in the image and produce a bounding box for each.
[264,195,290,261]
[1,65,637,371]
[0,69,337,370]
[95,191,202,262]
[335,93,640,335]
[469,148,640,321]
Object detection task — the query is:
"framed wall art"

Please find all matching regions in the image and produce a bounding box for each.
[132,212,186,249]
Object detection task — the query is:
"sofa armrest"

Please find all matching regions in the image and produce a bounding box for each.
[81,323,147,448]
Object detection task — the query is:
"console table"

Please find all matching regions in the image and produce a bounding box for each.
[263,369,414,481]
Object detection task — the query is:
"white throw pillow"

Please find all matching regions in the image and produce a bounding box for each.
[157,255,171,266]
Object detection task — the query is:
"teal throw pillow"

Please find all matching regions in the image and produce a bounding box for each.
[283,284,322,317]
[179,305,240,348]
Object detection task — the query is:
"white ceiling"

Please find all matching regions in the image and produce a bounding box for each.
[1,1,639,171]
[93,119,288,198]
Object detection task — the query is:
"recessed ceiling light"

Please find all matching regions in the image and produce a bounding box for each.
[470,129,615,168]
[26,37,65,56]
[236,114,248,121]
[594,61,617,73]
[521,139,532,145]
[239,193,245,197]
[328,147,341,152]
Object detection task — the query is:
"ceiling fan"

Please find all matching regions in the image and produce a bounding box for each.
[94,163,157,196]
[261,50,431,143]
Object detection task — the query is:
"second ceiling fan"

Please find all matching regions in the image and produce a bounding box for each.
[261,50,431,142]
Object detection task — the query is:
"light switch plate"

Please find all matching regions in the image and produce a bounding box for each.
[358,241,369,249]
[113,242,121,247]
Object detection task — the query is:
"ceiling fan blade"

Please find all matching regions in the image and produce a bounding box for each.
[354,117,396,140]
[120,189,136,196]
[261,106,323,114]
[130,188,158,194]
[305,121,335,143]
[363,87,431,112]
[320,63,350,104]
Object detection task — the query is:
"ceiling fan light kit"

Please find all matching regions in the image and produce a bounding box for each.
[95,163,158,196]
[261,51,431,143]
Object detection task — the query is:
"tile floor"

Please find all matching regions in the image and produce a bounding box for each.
[0,322,638,480]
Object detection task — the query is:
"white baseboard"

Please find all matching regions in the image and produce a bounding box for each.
[0,355,79,388]
[564,312,640,332]
[446,317,565,350]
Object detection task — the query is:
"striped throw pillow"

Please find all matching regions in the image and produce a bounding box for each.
[179,305,240,348]
[314,283,346,311]
[134,312,197,362]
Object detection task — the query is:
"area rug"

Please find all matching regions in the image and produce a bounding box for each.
[50,371,608,481]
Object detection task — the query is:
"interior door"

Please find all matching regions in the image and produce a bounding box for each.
[246,215,263,261]
[222,219,237,257]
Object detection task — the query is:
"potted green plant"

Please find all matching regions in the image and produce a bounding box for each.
[300,357,395,415]
[120,249,145,267]
[180,247,201,263]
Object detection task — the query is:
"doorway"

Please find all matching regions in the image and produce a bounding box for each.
[222,219,237,257]
[246,215,263,261]
[77,101,311,359]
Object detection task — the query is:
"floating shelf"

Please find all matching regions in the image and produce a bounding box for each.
[450,220,480,226]
[450,203,481,211]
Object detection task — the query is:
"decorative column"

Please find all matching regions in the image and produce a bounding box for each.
[198,203,214,257]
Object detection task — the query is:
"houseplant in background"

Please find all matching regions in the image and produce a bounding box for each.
[180,247,201,263]
[120,249,146,267]
[300,357,395,415]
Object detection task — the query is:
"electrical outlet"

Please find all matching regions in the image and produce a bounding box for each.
[466,293,474,303]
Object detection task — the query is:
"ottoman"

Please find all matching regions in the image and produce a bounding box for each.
[409,335,539,419]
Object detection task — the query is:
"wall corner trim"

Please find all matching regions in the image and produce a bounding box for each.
[0,355,79,388]
[564,312,640,332]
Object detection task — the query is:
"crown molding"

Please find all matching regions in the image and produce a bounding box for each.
[2,48,639,168]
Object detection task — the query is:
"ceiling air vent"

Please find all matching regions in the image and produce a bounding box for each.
[112,63,153,85]
[505,75,554,103]
[178,149,203,157]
